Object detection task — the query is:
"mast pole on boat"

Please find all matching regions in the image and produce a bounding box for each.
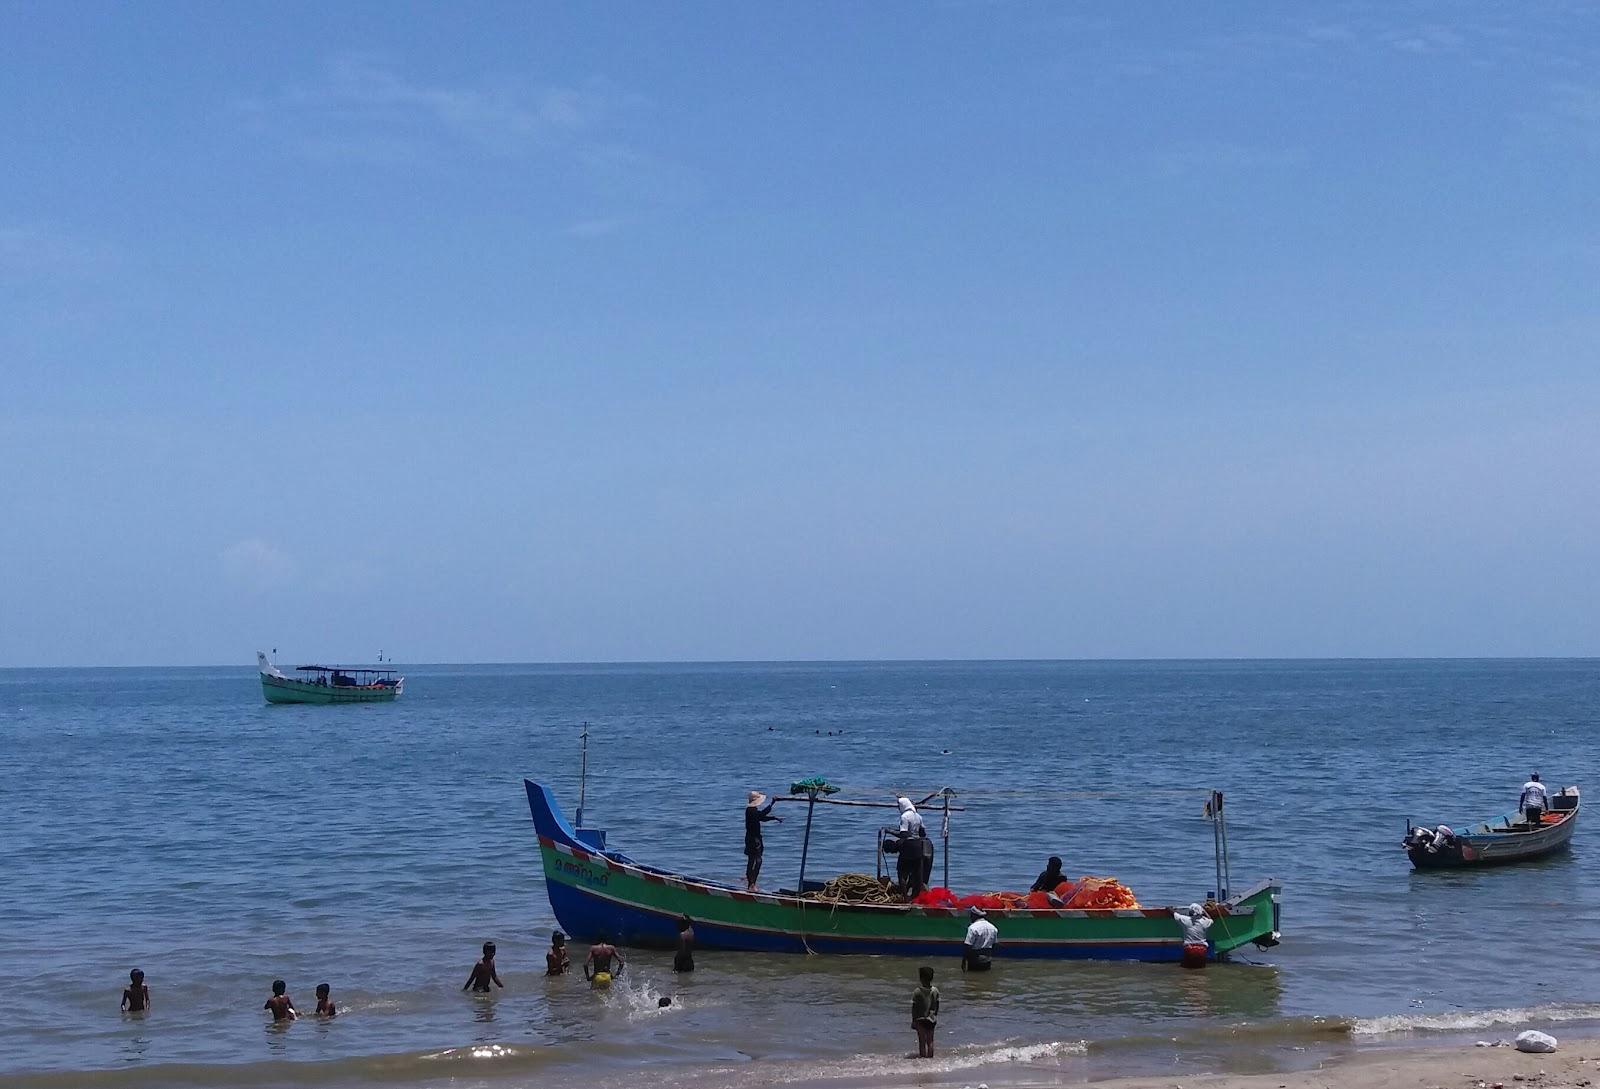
[798,794,817,892]
[941,787,953,890]
[577,722,590,830]
[1209,789,1224,901]
[1218,790,1231,899]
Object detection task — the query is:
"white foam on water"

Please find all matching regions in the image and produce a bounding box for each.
[765,1039,1087,1083]
[605,978,688,1020]
[420,1042,526,1062]
[1352,1003,1600,1036]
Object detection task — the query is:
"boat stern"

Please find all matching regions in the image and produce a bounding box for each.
[1210,879,1281,955]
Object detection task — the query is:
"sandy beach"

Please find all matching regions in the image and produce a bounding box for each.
[1095,1042,1600,1089]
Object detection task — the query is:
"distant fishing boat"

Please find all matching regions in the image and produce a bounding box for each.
[1404,786,1580,869]
[524,778,1282,962]
[256,651,404,704]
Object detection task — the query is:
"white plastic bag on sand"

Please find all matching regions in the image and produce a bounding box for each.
[1514,1030,1557,1054]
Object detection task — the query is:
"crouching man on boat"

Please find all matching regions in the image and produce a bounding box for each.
[962,906,998,972]
[1173,903,1214,969]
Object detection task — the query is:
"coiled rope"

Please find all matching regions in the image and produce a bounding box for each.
[804,872,897,905]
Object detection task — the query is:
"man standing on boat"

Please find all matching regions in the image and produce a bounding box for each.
[1520,773,1549,828]
[745,790,783,891]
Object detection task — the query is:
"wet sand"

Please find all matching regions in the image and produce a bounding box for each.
[806,1036,1600,1089]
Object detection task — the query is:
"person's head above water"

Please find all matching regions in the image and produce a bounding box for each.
[315,983,330,999]
[918,965,935,985]
[129,968,144,984]
[482,941,496,959]
[1531,773,1541,782]
[272,979,287,996]
[1047,856,1063,870]
[658,996,672,1008]
[552,931,566,946]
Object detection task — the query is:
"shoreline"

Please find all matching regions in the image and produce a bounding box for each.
[756,1036,1600,1089]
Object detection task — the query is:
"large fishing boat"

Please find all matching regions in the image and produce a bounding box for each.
[1404,785,1579,870]
[524,778,1282,962]
[257,651,404,704]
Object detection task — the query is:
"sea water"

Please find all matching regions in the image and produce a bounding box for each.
[3,659,1598,1088]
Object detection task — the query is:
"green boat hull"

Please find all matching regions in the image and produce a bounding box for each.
[526,781,1282,962]
[261,674,401,704]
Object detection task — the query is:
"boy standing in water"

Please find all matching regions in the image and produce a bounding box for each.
[584,937,624,987]
[264,979,297,1021]
[911,965,940,1058]
[546,932,570,976]
[314,983,337,1017]
[463,941,504,993]
[120,968,149,1012]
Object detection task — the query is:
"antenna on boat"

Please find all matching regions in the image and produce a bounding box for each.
[577,721,590,830]
[1206,790,1231,900]
[940,786,956,890]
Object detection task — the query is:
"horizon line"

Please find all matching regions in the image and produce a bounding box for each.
[4,654,1600,670]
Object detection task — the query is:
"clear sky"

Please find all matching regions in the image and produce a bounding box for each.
[4,2,1599,666]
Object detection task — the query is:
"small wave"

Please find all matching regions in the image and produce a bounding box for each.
[769,1038,1086,1083]
[5,1042,564,1089]
[1353,1003,1600,1036]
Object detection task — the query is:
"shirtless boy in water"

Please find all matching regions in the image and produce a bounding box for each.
[584,938,625,987]
[463,941,504,993]
[264,979,297,1021]
[121,969,149,1012]
[314,983,337,1017]
[546,932,570,976]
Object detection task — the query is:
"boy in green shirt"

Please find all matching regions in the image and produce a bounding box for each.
[911,965,940,1057]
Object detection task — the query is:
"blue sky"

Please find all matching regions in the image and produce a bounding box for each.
[3,2,1599,665]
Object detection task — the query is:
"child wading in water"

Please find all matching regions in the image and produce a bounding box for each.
[314,983,337,1017]
[463,941,504,993]
[121,968,149,1012]
[911,965,940,1058]
[546,932,570,976]
[264,979,297,1021]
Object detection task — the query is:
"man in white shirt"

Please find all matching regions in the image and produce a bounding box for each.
[1520,773,1549,828]
[962,907,998,972]
[896,797,924,835]
[1173,902,1214,969]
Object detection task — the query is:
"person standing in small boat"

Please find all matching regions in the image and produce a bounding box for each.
[744,790,783,891]
[1521,773,1549,828]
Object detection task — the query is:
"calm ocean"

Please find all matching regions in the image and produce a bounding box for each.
[4,660,1598,1088]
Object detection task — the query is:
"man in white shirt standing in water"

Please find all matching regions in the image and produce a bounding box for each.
[1520,773,1549,829]
[962,907,998,971]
